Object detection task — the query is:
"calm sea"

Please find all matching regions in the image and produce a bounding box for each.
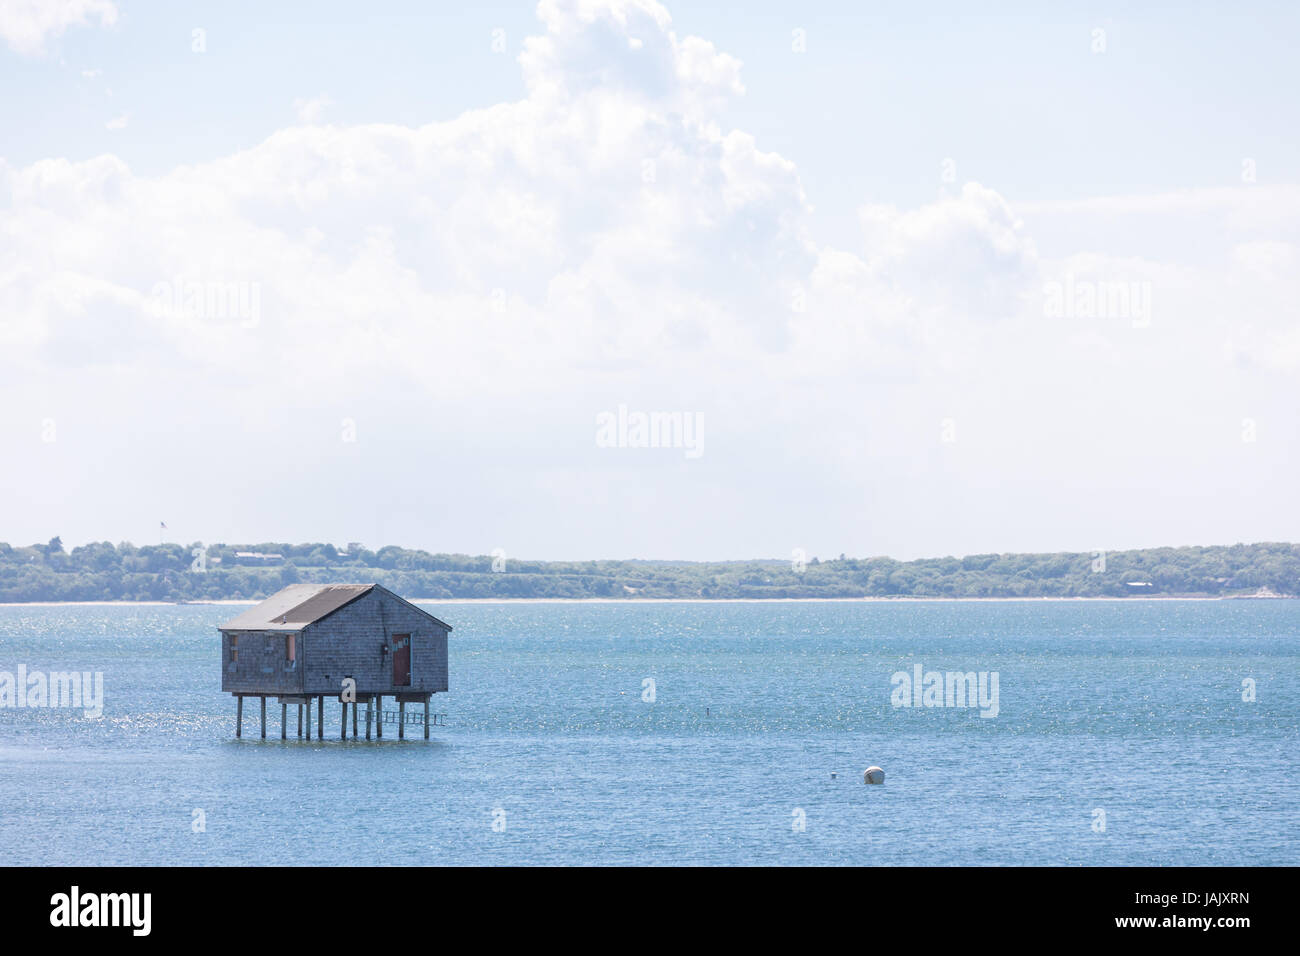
[0,600,1295,866]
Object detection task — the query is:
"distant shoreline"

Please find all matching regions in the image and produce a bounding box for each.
[1,595,1293,607]
[7,541,1295,604]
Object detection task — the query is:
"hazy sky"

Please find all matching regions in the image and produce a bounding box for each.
[2,0,1297,561]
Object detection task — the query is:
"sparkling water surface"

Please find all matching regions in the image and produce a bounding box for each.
[0,600,1295,865]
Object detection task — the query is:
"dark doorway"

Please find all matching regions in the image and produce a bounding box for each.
[392,634,411,686]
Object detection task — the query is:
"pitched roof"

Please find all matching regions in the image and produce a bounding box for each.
[219,583,451,632]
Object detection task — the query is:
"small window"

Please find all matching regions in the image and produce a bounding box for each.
[229,634,238,663]
[285,633,296,663]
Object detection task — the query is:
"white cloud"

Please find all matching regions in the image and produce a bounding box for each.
[0,0,117,56]
[0,0,811,420]
[292,94,333,125]
[519,0,742,112]
[858,182,1038,321]
[104,112,127,130]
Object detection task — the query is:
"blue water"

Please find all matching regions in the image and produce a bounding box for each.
[0,600,1295,865]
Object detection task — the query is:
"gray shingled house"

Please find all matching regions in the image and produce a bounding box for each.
[219,583,451,741]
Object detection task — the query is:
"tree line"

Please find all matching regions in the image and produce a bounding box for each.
[0,538,1296,602]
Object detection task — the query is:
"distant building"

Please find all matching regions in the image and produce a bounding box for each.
[219,583,451,740]
[233,551,284,564]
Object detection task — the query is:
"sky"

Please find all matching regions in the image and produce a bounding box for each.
[1,0,1297,562]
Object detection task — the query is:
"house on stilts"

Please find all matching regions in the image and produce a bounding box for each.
[219,583,450,741]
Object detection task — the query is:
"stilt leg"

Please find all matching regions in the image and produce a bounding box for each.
[305,697,311,739]
[297,704,303,738]
[281,702,287,740]
[340,700,347,740]
[365,697,372,740]
[352,700,358,739]
[317,696,323,740]
[376,695,383,738]
[398,701,405,740]
[236,696,243,738]
[424,699,430,740]
[260,696,266,739]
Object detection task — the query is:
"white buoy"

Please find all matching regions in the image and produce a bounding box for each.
[863,766,885,785]
[830,771,837,779]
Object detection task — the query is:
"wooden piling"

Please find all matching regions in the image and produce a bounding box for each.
[260,696,267,739]
[376,696,383,738]
[424,699,430,740]
[305,696,311,739]
[281,701,287,740]
[297,704,303,738]
[352,700,358,739]
[340,700,347,740]
[399,701,406,740]
[317,696,323,740]
[236,695,243,738]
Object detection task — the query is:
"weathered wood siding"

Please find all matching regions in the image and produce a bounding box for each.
[300,588,449,696]
[221,630,304,695]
